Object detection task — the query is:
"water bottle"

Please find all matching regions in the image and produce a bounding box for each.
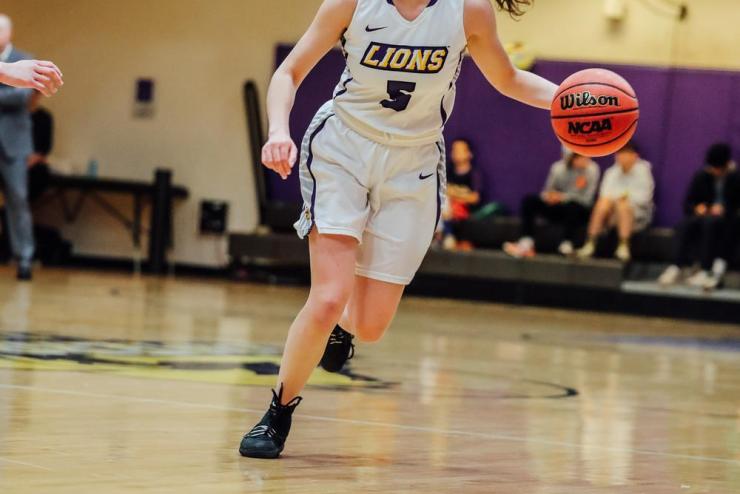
[87,159,99,178]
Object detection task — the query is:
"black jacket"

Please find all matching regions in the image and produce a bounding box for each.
[683,168,740,217]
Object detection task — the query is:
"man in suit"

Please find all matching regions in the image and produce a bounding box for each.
[0,14,37,280]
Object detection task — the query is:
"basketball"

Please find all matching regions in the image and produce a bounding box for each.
[551,68,640,157]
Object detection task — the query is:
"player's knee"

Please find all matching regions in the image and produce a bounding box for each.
[354,320,390,344]
[306,291,350,328]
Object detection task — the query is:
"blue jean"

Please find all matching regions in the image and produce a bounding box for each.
[0,152,34,263]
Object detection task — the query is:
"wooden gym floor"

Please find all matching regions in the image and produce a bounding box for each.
[0,268,737,493]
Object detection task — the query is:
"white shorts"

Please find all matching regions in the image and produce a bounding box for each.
[294,103,447,285]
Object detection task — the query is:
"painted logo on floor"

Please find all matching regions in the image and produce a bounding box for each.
[0,332,392,389]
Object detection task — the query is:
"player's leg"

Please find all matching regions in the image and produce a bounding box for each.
[340,276,405,343]
[239,231,358,459]
[279,232,358,398]
[321,275,406,372]
[240,107,370,459]
[320,139,444,373]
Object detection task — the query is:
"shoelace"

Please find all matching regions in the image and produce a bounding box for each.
[327,329,355,361]
[246,390,302,440]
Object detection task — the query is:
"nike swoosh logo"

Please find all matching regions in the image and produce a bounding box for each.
[365,25,387,32]
[419,172,435,180]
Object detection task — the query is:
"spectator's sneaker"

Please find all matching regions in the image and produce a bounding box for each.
[457,240,475,252]
[442,234,457,251]
[239,387,302,459]
[558,241,574,257]
[702,274,723,292]
[320,325,355,373]
[686,270,711,288]
[658,265,682,286]
[576,240,596,260]
[615,242,631,263]
[711,258,728,279]
[503,238,535,259]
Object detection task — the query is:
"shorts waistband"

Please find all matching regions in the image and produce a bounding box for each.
[332,103,443,148]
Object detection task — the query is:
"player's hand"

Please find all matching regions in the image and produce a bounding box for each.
[262,133,298,180]
[0,60,63,97]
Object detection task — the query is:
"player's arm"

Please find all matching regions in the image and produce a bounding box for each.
[263,0,356,180]
[464,0,556,110]
[0,60,63,97]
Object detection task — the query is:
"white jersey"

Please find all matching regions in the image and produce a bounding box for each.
[332,0,468,146]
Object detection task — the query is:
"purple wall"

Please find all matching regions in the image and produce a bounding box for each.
[267,44,740,227]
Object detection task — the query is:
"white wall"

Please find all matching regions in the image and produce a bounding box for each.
[2,0,739,266]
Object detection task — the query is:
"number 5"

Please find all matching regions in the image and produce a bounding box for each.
[381,80,417,112]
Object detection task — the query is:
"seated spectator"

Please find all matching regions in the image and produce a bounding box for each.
[440,138,488,250]
[503,148,599,258]
[577,141,654,262]
[659,143,739,290]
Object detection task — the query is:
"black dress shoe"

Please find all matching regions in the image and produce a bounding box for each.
[16,264,32,281]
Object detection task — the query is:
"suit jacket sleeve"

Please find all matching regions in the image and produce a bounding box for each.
[0,86,33,109]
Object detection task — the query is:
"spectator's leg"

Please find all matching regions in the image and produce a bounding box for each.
[723,216,740,268]
[615,199,635,242]
[587,198,614,238]
[521,195,546,239]
[0,154,35,266]
[672,217,701,268]
[613,199,635,261]
[561,203,590,242]
[699,216,724,272]
[578,199,613,258]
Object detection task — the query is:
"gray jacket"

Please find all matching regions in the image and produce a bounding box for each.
[542,159,601,207]
[0,47,33,160]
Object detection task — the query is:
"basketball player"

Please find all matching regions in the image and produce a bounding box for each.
[240,0,558,459]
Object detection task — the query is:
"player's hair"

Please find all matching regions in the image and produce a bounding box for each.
[494,0,533,18]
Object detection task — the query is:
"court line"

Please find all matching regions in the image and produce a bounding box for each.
[1,383,737,467]
[0,456,53,471]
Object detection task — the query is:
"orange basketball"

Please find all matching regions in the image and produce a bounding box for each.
[551,69,639,157]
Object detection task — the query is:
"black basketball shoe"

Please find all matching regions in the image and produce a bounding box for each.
[239,387,302,459]
[319,325,355,373]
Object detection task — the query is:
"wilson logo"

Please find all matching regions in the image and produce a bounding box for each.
[568,118,613,135]
[561,91,620,111]
[361,43,448,74]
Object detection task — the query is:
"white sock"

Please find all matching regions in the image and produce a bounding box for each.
[712,259,727,277]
